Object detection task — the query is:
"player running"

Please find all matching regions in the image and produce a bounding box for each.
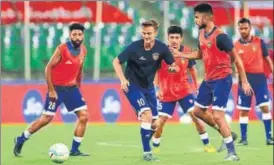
[234,18,273,145]
[152,25,216,153]
[112,20,177,161]
[171,3,253,161]
[13,23,89,157]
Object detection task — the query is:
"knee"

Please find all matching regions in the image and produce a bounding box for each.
[141,110,152,123]
[79,113,89,123]
[213,114,223,123]
[40,115,54,125]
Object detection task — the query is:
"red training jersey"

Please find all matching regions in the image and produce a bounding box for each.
[158,46,193,102]
[234,36,265,74]
[51,43,86,86]
[199,28,232,81]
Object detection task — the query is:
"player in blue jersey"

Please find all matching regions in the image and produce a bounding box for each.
[113,20,177,161]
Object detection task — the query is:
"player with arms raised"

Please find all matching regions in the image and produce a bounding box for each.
[152,25,216,153]
[171,3,253,161]
[112,20,177,161]
[13,23,89,157]
[235,18,273,145]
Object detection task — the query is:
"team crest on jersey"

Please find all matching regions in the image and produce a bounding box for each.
[207,42,212,48]
[152,53,160,60]
[252,45,256,52]
[238,49,244,54]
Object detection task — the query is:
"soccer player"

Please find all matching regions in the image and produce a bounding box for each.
[112,20,177,161]
[170,3,253,161]
[234,18,273,145]
[13,23,89,156]
[152,25,216,153]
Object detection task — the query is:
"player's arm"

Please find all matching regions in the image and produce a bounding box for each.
[76,60,84,88]
[170,46,202,59]
[162,45,178,72]
[187,60,198,91]
[112,44,132,92]
[217,34,252,95]
[45,47,62,98]
[261,39,273,73]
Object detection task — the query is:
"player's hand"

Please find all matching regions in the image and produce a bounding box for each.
[242,82,253,96]
[168,65,178,73]
[121,79,130,93]
[156,89,163,99]
[48,90,58,100]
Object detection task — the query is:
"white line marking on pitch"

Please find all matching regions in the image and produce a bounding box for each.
[96,142,140,148]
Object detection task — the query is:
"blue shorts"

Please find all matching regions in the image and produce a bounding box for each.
[43,86,87,116]
[195,75,232,111]
[158,94,195,118]
[124,83,158,119]
[237,74,270,110]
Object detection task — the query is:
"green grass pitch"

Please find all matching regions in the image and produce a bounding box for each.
[2,122,273,165]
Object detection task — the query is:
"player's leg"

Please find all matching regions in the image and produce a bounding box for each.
[236,84,252,145]
[124,84,157,161]
[63,86,89,156]
[179,95,216,152]
[254,82,273,145]
[193,80,220,131]
[212,75,239,161]
[13,89,63,156]
[152,101,176,151]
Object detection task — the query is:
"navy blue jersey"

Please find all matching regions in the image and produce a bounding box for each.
[118,39,175,88]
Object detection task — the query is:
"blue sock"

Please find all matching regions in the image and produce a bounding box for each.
[239,116,249,140]
[200,132,209,145]
[71,137,82,152]
[262,113,272,140]
[140,123,152,153]
[224,136,236,154]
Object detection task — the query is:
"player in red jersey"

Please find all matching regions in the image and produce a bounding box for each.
[170,3,253,161]
[14,23,89,157]
[234,18,273,146]
[152,26,216,153]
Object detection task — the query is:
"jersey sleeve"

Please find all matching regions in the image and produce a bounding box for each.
[162,45,175,65]
[216,33,234,53]
[187,60,196,68]
[117,43,133,64]
[260,39,269,57]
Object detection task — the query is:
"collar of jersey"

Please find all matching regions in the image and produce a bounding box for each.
[67,41,80,56]
[239,36,254,44]
[204,26,217,39]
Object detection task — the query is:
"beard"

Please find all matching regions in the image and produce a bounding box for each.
[71,40,83,48]
[241,33,249,40]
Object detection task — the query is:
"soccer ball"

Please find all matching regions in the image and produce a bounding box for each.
[48,143,69,163]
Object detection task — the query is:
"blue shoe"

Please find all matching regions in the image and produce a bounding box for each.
[70,150,90,156]
[13,137,25,157]
[238,139,248,146]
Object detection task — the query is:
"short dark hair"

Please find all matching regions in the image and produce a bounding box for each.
[141,19,159,30]
[238,18,251,26]
[69,23,85,32]
[194,3,213,15]
[168,25,183,36]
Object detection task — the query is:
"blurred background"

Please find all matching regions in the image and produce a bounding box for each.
[1,1,273,82]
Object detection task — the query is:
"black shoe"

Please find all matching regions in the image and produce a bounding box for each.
[238,139,248,146]
[232,132,238,141]
[266,138,274,145]
[13,137,25,157]
[70,150,90,156]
